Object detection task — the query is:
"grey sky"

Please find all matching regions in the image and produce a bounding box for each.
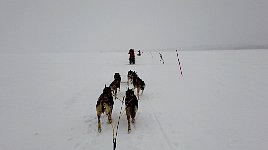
[1,0,268,52]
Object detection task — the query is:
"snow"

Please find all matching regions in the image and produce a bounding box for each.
[0,50,268,150]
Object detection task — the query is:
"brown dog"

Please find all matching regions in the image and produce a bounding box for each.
[96,85,114,133]
[125,88,138,133]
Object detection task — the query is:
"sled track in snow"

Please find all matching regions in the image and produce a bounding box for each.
[144,96,176,150]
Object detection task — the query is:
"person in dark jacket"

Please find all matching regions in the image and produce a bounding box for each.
[128,49,135,64]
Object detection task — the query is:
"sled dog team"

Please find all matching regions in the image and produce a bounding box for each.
[96,70,145,133]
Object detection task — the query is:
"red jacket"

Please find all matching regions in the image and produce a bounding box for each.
[128,49,135,58]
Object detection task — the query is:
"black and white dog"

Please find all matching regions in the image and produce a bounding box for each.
[109,73,121,99]
[125,88,138,133]
[128,71,145,100]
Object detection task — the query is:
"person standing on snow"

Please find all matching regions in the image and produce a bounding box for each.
[128,49,135,64]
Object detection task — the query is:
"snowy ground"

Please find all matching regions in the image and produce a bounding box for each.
[0,50,267,150]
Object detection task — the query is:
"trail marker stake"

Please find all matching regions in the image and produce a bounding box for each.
[176,50,183,76]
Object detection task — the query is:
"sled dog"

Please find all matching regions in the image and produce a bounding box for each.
[96,85,114,133]
[125,88,138,133]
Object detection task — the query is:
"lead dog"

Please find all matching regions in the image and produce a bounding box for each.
[132,73,145,100]
[127,70,135,86]
[109,73,121,99]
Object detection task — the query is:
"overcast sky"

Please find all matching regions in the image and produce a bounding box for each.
[1,0,268,53]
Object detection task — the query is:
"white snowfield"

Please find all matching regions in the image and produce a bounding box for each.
[0,50,267,150]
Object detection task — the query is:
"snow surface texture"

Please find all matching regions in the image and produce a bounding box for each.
[0,50,267,150]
